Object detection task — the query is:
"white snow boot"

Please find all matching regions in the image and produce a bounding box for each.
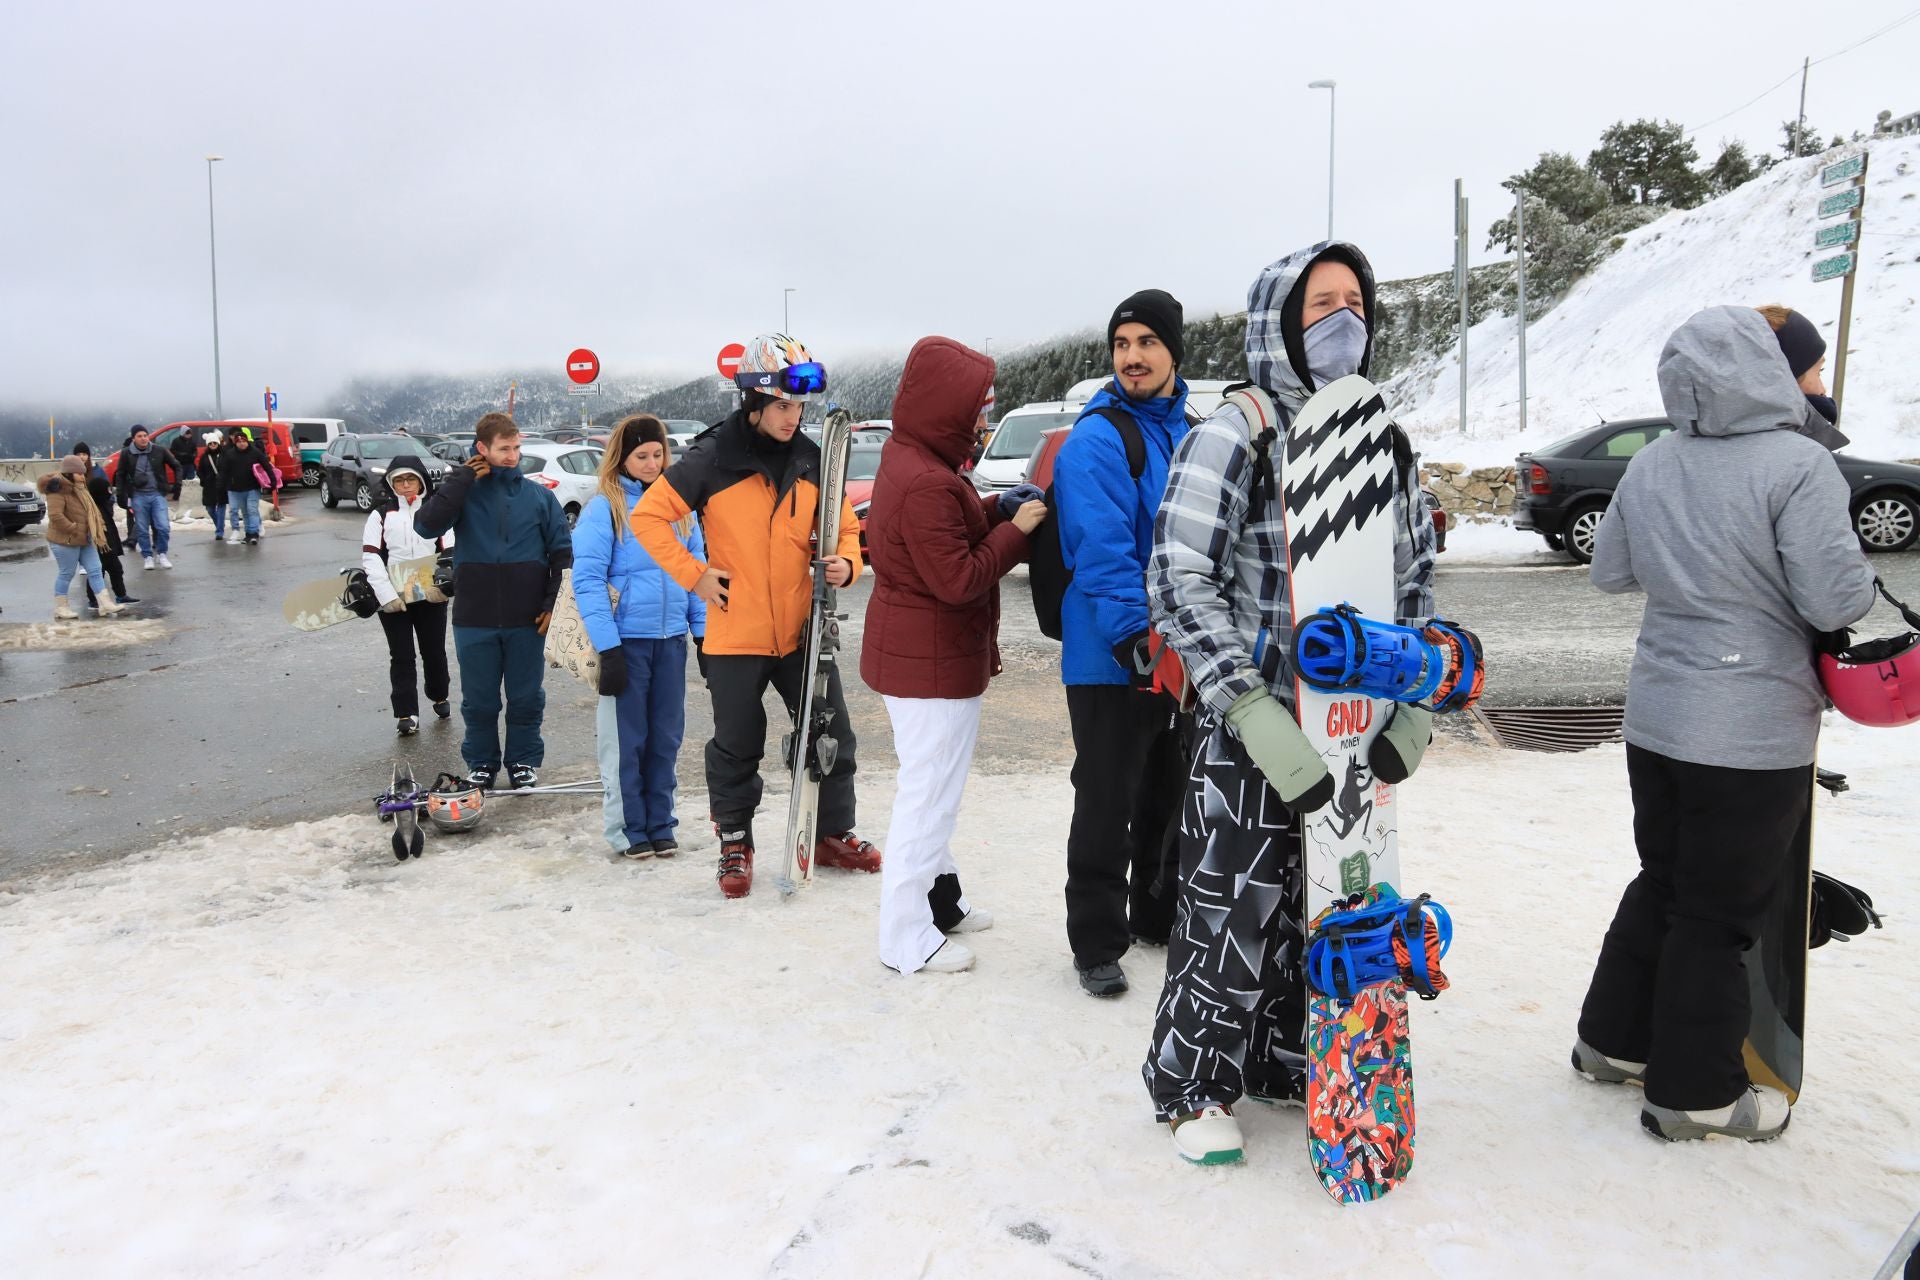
[1170,1105,1244,1166]
[920,941,976,973]
[1571,1038,1646,1086]
[95,595,126,616]
[1642,1085,1790,1142]
[52,595,79,620]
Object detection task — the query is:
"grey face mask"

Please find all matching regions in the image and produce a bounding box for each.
[1303,307,1368,389]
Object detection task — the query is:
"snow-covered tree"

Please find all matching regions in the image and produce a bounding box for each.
[1587,119,1704,207]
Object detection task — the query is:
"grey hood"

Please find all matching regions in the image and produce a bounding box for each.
[1244,241,1379,416]
[1657,305,1848,449]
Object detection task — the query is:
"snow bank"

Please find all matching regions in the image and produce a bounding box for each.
[1391,136,1920,468]
[3,725,1917,1277]
[1439,516,1564,566]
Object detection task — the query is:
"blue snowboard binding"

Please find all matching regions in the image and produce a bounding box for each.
[1290,603,1486,713]
[1305,887,1454,1002]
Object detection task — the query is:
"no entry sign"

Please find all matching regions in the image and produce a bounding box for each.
[566,349,600,385]
[716,342,746,380]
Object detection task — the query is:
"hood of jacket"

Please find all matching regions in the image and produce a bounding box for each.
[1658,305,1846,447]
[1244,240,1379,416]
[892,336,996,470]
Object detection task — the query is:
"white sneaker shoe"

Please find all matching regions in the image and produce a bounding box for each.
[919,941,976,973]
[948,908,994,933]
[142,556,155,570]
[226,531,241,544]
[1170,1105,1245,1165]
[157,554,173,569]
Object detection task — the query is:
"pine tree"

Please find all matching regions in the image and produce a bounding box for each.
[1587,119,1704,207]
[1704,139,1758,196]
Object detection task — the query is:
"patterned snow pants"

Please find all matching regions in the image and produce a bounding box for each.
[1142,718,1308,1121]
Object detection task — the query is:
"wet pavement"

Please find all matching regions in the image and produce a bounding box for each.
[3,499,1914,881]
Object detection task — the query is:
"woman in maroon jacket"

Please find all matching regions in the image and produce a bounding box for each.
[862,337,1047,974]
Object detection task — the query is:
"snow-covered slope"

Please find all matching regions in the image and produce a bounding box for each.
[1389,135,1920,466]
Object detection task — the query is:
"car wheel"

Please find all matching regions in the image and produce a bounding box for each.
[355,482,376,512]
[320,477,338,508]
[1854,491,1919,553]
[1564,501,1609,565]
[564,503,580,529]
[302,463,324,489]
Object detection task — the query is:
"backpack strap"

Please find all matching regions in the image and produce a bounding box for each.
[1222,381,1281,518]
[1086,406,1147,479]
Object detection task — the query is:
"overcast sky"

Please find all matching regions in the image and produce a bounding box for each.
[5,0,1916,415]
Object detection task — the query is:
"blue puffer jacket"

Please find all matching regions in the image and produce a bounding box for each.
[571,477,707,651]
[1054,378,1191,685]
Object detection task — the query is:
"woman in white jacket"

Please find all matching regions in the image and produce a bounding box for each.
[361,459,454,735]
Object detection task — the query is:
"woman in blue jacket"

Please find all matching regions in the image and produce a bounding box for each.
[573,415,708,858]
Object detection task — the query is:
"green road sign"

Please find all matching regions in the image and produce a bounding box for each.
[1819,187,1865,219]
[1815,220,1861,249]
[1812,252,1856,283]
[1820,154,1866,187]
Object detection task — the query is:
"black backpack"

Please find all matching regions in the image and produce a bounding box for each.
[1029,406,1145,640]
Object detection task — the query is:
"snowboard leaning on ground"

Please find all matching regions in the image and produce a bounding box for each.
[1281,373,1419,1203]
[1744,774,1816,1101]
[281,555,439,632]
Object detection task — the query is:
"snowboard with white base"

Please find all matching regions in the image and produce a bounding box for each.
[281,555,439,632]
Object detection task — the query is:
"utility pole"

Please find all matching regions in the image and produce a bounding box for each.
[1455,179,1469,437]
[1515,189,1529,435]
[206,155,225,419]
[1309,80,1337,239]
[1795,56,1810,157]
[783,287,796,334]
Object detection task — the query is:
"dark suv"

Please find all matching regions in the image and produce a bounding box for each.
[318,434,449,512]
[1515,418,1920,563]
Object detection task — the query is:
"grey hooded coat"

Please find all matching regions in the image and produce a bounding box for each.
[1591,305,1875,770]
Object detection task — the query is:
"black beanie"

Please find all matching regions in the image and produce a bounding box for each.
[1772,309,1826,378]
[1108,289,1185,367]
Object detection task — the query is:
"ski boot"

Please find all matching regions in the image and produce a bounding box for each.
[816,830,882,873]
[717,826,754,899]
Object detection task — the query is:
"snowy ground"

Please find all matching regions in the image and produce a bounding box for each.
[1437,516,1562,567]
[4,722,1918,1278]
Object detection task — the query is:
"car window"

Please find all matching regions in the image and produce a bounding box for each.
[518,454,547,474]
[986,412,1078,460]
[291,422,328,445]
[847,449,883,481]
[1586,425,1670,460]
[359,438,430,459]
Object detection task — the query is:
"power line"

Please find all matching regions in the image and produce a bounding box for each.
[1685,6,1920,138]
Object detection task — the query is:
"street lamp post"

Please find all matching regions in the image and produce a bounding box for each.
[783,287,796,334]
[206,155,225,419]
[1308,80,1336,240]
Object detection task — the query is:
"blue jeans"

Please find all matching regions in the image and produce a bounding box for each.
[595,636,689,851]
[454,625,547,770]
[51,543,106,597]
[230,490,262,537]
[209,501,230,536]
[130,492,170,556]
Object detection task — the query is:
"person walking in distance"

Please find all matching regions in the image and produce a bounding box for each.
[573,415,708,859]
[38,455,125,619]
[362,458,453,737]
[862,338,1045,974]
[414,412,572,790]
[168,428,197,501]
[112,425,182,570]
[1053,289,1195,997]
[632,333,879,898]
[198,431,232,543]
[220,427,279,545]
[70,443,136,607]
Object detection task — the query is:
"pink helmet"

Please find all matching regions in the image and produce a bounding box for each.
[1818,581,1920,728]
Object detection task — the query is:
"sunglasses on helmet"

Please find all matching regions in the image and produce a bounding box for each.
[732,362,827,397]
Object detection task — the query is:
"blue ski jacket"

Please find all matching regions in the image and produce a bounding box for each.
[414,458,572,629]
[572,477,707,652]
[1054,378,1190,685]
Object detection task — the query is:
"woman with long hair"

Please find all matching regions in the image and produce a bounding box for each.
[572,415,707,858]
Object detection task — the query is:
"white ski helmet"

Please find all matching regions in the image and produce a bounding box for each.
[732,333,825,402]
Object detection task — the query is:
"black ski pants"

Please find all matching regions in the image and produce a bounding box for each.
[1143,719,1308,1119]
[705,650,856,837]
[1578,744,1811,1111]
[1064,683,1187,968]
[378,601,450,718]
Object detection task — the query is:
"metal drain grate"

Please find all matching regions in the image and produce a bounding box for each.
[1472,705,1625,753]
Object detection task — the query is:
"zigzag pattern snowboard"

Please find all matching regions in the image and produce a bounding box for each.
[1281,374,1415,1204]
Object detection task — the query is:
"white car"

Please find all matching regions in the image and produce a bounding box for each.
[1064,376,1233,420]
[516,440,604,527]
[971,402,1081,491]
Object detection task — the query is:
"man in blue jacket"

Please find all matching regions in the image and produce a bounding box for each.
[1054,289,1192,997]
[415,412,573,790]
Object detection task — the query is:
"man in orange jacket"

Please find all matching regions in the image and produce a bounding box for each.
[633,333,880,898]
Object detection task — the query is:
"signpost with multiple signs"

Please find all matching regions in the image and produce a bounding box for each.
[1812,152,1868,415]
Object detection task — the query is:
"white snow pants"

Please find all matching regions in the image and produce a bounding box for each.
[876,694,981,973]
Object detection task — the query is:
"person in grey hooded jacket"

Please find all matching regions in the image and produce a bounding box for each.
[1574,304,1875,1142]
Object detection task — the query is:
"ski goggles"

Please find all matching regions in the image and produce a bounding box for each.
[733,362,827,397]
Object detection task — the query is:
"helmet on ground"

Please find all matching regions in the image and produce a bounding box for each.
[424,772,485,832]
[732,333,825,401]
[1817,580,1920,728]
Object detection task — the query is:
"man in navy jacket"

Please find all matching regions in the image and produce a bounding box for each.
[415,412,572,790]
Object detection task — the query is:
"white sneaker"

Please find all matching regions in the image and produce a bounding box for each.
[919,941,976,973]
[948,908,994,933]
[142,556,155,570]
[157,554,173,569]
[226,531,240,544]
[1170,1105,1245,1165]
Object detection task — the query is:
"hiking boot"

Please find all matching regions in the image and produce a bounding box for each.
[1076,961,1128,997]
[396,716,419,737]
[1170,1105,1245,1166]
[465,764,497,791]
[506,763,538,789]
[717,829,754,898]
[1572,1038,1646,1087]
[1642,1085,1791,1142]
[816,830,882,873]
[650,837,679,858]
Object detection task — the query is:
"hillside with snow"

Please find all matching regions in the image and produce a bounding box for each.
[1388,135,1920,466]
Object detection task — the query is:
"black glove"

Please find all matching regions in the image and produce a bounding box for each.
[597,645,627,697]
[1111,631,1154,690]
[693,636,709,682]
[996,483,1044,519]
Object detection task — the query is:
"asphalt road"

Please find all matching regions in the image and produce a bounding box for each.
[3,499,1915,881]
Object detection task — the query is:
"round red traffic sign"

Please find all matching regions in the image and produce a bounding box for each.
[716,342,746,380]
[565,348,600,385]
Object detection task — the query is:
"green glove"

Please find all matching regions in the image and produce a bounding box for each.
[1369,703,1434,784]
[1225,689,1334,812]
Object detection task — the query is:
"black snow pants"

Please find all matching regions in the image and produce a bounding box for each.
[378,600,450,718]
[705,650,856,838]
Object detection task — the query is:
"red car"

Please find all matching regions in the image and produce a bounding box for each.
[844,443,886,560]
[104,420,301,489]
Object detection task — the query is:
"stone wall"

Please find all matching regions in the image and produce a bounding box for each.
[1421,462,1517,515]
